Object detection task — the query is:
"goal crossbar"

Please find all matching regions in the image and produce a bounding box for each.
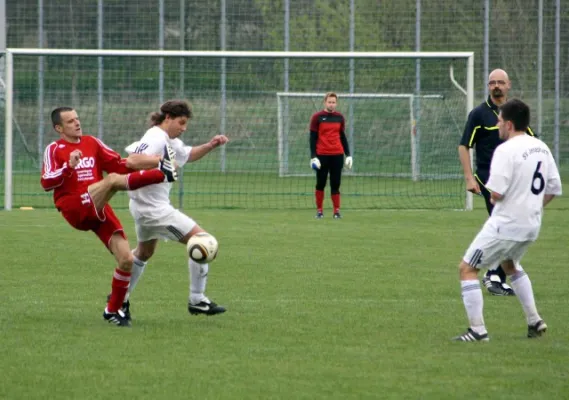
[6,48,474,59]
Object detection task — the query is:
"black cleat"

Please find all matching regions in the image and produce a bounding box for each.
[106,294,131,321]
[103,309,131,327]
[315,211,323,219]
[452,328,489,342]
[159,144,178,182]
[333,212,342,219]
[482,276,515,296]
[528,320,547,338]
[121,300,131,321]
[188,300,226,316]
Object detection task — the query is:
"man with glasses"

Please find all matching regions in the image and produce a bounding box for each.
[458,69,536,296]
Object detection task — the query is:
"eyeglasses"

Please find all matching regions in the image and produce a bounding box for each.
[488,80,507,86]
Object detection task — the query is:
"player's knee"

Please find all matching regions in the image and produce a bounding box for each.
[117,251,134,272]
[458,261,478,280]
[500,260,517,276]
[136,246,155,261]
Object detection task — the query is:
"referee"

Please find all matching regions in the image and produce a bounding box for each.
[458,68,536,296]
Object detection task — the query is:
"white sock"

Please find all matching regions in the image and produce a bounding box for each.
[125,252,147,301]
[189,259,209,305]
[461,280,486,334]
[510,270,541,325]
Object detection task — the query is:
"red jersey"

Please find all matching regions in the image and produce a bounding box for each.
[40,135,131,209]
[309,110,346,156]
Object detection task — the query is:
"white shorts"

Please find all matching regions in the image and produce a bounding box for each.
[463,224,532,270]
[133,209,197,242]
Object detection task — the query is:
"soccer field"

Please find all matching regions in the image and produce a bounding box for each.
[1,206,568,399]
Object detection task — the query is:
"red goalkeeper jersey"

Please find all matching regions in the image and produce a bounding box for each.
[40,135,131,209]
[309,110,346,156]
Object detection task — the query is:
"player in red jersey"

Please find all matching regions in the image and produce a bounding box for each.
[40,107,178,327]
[309,92,353,219]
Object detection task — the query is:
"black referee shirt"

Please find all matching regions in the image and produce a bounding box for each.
[459,96,535,171]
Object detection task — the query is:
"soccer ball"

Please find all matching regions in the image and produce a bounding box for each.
[187,232,218,264]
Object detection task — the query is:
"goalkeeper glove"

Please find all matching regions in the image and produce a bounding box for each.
[310,157,321,170]
[344,156,353,170]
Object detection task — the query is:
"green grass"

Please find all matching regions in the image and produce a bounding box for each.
[2,204,569,399]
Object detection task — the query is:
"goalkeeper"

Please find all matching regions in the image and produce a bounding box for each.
[309,92,352,219]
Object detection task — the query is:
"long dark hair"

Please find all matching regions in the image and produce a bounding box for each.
[149,100,193,127]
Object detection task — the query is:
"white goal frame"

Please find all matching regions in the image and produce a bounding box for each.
[3,48,474,210]
[277,92,449,181]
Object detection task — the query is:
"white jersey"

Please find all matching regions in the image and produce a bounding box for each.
[126,126,192,220]
[484,134,562,241]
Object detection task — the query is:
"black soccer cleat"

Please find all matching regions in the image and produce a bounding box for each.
[452,328,489,342]
[121,300,131,321]
[333,212,342,219]
[103,309,131,327]
[482,276,515,296]
[527,320,547,338]
[315,211,323,219]
[188,300,226,316]
[159,144,178,182]
[106,294,131,321]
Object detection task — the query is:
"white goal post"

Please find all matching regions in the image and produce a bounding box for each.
[3,48,474,210]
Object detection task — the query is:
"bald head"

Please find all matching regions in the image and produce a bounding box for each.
[489,69,509,82]
[488,69,511,104]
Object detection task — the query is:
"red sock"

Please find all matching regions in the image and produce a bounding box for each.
[126,169,164,190]
[107,268,131,313]
[331,193,340,214]
[315,190,324,212]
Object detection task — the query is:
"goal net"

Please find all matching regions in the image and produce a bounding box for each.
[277,92,461,180]
[2,49,474,210]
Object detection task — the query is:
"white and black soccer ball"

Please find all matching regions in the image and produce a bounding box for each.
[187,232,218,264]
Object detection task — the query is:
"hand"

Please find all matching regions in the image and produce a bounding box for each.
[68,150,82,168]
[209,135,229,149]
[310,157,321,170]
[466,176,481,195]
[344,156,353,170]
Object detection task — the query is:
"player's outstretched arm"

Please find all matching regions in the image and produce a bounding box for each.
[188,135,229,163]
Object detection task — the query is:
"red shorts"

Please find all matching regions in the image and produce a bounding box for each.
[57,192,126,248]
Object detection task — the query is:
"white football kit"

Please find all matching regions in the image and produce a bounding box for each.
[463,134,562,269]
[126,126,196,242]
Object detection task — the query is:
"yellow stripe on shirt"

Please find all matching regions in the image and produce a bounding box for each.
[468,126,481,147]
[527,127,535,136]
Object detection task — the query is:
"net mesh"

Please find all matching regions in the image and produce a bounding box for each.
[6,54,469,210]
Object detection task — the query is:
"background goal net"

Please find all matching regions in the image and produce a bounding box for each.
[2,49,474,210]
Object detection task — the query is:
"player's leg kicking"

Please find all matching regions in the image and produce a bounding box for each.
[124,209,226,319]
[87,150,177,326]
